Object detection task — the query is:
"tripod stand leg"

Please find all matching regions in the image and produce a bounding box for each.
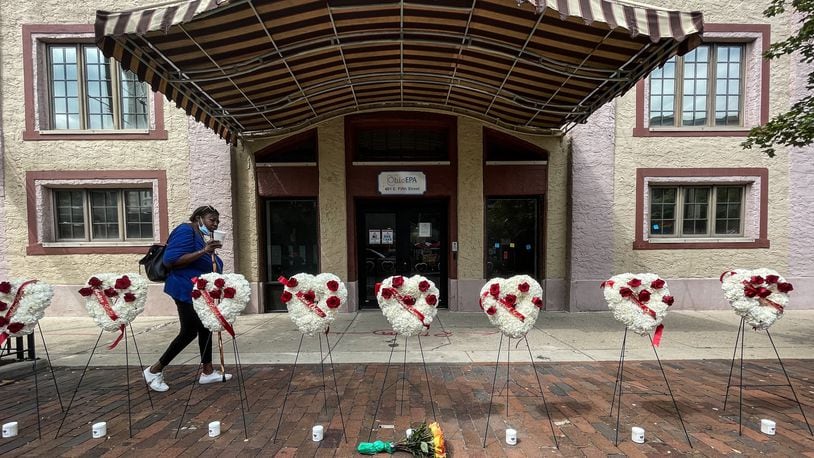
[273,333,304,443]
[55,329,103,438]
[609,328,628,417]
[649,334,692,448]
[524,336,558,449]
[614,328,628,447]
[482,333,504,448]
[767,330,813,435]
[38,324,63,411]
[367,333,398,442]
[400,336,408,416]
[325,332,348,443]
[723,318,744,411]
[175,332,212,439]
[739,322,745,436]
[32,356,42,439]
[128,324,153,410]
[506,337,511,418]
[418,335,436,421]
[125,326,133,438]
[232,337,249,439]
[233,335,249,409]
[319,333,328,415]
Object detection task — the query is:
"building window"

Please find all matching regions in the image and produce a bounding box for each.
[649,44,744,128]
[485,198,540,278]
[47,44,148,131]
[53,188,154,241]
[649,185,744,238]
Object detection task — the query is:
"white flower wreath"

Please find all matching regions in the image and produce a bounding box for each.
[0,279,54,345]
[479,275,544,338]
[377,275,439,336]
[720,268,792,330]
[191,273,251,335]
[601,273,673,338]
[280,273,346,336]
[79,273,147,348]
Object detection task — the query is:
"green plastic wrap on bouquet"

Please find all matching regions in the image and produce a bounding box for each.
[357,440,395,454]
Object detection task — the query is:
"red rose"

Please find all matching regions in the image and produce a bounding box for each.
[426,295,437,306]
[650,279,665,289]
[392,276,404,288]
[223,287,236,299]
[281,291,292,303]
[744,287,757,298]
[486,306,496,315]
[304,290,316,302]
[327,280,339,292]
[191,290,202,299]
[750,275,765,285]
[402,296,416,306]
[114,276,131,290]
[662,295,674,306]
[89,277,103,288]
[757,287,772,298]
[0,282,11,294]
[638,290,651,302]
[381,288,393,299]
[374,283,381,295]
[518,282,530,293]
[627,278,642,288]
[287,277,298,288]
[209,289,222,299]
[123,293,136,302]
[504,294,517,305]
[326,296,341,308]
[214,278,226,288]
[777,282,794,293]
[600,280,615,288]
[619,287,633,298]
[7,322,24,333]
[765,275,779,284]
[196,278,208,289]
[490,283,500,297]
[78,287,94,297]
[418,280,430,292]
[0,301,6,311]
[104,288,118,297]
[0,317,8,327]
[533,297,544,309]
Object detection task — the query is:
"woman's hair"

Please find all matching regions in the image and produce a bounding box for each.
[189,205,219,223]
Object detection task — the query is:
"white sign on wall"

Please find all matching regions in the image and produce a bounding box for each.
[377,171,427,195]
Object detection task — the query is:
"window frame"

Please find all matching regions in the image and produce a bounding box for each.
[22,24,167,141]
[52,187,155,242]
[648,185,746,239]
[634,168,769,250]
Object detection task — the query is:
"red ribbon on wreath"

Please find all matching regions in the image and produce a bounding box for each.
[92,289,126,350]
[741,281,785,314]
[381,287,429,329]
[194,280,235,337]
[619,287,664,347]
[295,291,327,318]
[0,280,38,347]
[481,290,526,322]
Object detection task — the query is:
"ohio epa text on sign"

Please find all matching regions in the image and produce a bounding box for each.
[377,171,427,195]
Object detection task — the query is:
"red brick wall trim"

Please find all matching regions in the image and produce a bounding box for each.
[26,170,169,255]
[256,167,318,197]
[633,23,770,138]
[634,168,769,250]
[22,24,167,141]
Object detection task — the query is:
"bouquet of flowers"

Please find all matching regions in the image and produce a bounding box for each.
[79,273,147,349]
[279,273,346,336]
[0,279,53,346]
[601,273,673,344]
[479,275,544,338]
[720,268,792,330]
[357,421,446,457]
[190,273,251,336]
[376,275,439,336]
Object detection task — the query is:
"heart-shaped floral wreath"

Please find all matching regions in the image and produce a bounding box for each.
[191,273,251,336]
[479,275,544,338]
[376,275,439,336]
[0,279,53,346]
[79,273,147,349]
[601,273,674,343]
[720,268,792,330]
[279,273,347,336]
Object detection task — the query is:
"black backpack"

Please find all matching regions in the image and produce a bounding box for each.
[139,244,169,282]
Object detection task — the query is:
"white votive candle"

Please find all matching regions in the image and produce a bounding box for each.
[91,422,107,438]
[505,428,517,445]
[631,426,645,443]
[312,424,324,441]
[209,421,221,437]
[760,419,776,435]
[2,421,18,438]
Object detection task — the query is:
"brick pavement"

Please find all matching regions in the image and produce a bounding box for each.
[0,358,812,457]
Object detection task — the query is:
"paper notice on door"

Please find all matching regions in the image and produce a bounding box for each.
[418,222,431,237]
[369,230,381,244]
[381,229,394,245]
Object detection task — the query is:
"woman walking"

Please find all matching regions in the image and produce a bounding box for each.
[143,205,232,392]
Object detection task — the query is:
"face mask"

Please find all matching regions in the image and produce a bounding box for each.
[198,219,211,236]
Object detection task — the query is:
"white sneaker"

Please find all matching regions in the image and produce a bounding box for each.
[143,367,169,392]
[199,371,233,384]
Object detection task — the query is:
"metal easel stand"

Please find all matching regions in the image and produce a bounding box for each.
[55,324,153,439]
[366,333,436,442]
[482,333,558,449]
[273,331,347,444]
[608,327,691,448]
[722,317,813,436]
[176,331,250,439]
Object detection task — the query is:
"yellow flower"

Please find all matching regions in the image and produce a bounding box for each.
[428,422,446,458]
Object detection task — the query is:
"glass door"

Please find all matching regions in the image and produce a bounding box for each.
[358,200,447,309]
[485,197,541,278]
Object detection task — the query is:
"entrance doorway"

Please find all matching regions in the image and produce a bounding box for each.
[357,199,448,309]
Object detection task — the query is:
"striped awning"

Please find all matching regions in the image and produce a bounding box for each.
[96,0,703,143]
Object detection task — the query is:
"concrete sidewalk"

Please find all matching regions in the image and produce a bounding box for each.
[29,310,814,367]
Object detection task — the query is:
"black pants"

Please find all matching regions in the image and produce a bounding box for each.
[158,299,212,366]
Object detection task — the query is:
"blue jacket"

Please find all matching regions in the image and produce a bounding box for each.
[162,223,223,303]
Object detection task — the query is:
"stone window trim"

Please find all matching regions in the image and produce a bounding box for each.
[22,24,167,141]
[634,168,769,250]
[633,24,770,138]
[26,170,169,255]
